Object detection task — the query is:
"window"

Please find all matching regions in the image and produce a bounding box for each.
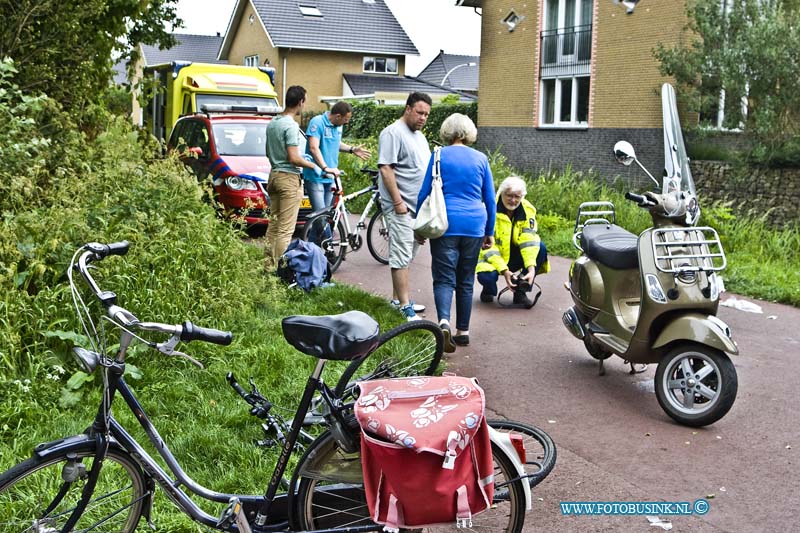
[298,5,323,17]
[540,0,591,127]
[363,56,398,74]
[244,55,259,67]
[540,76,589,127]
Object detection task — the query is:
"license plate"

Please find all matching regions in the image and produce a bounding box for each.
[300,198,311,208]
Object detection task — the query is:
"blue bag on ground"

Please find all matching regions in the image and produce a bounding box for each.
[278,239,331,291]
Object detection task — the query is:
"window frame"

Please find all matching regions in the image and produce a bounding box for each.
[362,56,399,74]
[244,54,259,67]
[539,75,590,129]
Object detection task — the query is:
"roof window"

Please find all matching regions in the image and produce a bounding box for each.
[298,5,323,17]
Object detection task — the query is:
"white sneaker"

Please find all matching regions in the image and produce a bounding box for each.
[391,299,426,313]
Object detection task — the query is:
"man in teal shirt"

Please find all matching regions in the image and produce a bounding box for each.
[303,101,370,212]
[265,85,317,264]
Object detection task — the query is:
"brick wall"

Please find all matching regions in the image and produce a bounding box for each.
[476,126,663,189]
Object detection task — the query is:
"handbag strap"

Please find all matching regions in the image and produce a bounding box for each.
[433,146,442,181]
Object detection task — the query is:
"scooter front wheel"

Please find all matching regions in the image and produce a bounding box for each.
[655,344,737,427]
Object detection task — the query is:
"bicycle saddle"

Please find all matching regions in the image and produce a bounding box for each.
[580,224,639,270]
[282,310,380,360]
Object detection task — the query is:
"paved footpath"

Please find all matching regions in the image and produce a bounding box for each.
[333,241,800,532]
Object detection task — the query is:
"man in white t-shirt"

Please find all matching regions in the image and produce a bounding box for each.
[378,92,432,320]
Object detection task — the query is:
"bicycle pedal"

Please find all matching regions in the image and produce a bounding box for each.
[217,497,252,533]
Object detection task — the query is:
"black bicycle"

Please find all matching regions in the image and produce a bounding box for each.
[302,168,390,272]
[0,241,543,532]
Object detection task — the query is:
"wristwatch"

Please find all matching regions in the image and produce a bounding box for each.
[349,146,354,154]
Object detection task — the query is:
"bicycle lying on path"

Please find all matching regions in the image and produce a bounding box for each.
[302,168,390,273]
[0,241,555,532]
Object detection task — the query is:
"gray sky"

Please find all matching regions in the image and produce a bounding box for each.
[173,0,481,75]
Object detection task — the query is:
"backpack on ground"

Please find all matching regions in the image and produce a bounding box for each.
[354,375,493,531]
[275,239,330,291]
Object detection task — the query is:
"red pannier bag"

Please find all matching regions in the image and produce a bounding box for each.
[354,376,494,531]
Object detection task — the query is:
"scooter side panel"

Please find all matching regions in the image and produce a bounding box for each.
[652,312,738,355]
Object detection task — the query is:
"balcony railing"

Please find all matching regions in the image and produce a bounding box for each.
[540,24,592,78]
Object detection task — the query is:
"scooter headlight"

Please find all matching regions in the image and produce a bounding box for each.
[645,274,667,303]
[225,176,258,191]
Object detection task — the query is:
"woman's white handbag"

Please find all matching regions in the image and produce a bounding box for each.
[413,147,448,239]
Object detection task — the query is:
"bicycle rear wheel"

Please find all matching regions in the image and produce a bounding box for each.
[488,419,557,489]
[294,433,526,532]
[303,212,347,273]
[333,320,444,399]
[366,210,390,265]
[0,447,147,532]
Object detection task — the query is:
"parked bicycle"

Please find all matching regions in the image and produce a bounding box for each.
[302,168,390,272]
[0,241,555,532]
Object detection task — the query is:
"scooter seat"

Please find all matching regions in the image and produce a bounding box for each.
[580,224,639,270]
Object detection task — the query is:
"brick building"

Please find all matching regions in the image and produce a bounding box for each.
[457,0,689,184]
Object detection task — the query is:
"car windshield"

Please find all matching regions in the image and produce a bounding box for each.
[661,83,696,197]
[212,123,268,157]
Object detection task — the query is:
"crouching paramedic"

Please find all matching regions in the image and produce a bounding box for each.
[476,176,550,307]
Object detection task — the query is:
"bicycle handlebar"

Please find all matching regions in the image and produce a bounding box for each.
[74,241,233,348]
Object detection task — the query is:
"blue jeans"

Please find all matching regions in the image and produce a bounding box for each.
[430,236,483,331]
[478,242,548,296]
[304,181,333,243]
[304,181,333,213]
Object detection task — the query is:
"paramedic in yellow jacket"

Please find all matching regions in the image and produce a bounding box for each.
[476,176,550,306]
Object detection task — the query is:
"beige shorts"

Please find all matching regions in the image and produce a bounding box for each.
[383,209,420,269]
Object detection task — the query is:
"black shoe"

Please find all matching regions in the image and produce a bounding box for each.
[513,290,533,307]
[440,324,456,353]
[480,291,494,303]
[453,334,470,346]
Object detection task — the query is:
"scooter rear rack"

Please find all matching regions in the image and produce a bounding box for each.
[572,201,616,251]
[652,227,726,273]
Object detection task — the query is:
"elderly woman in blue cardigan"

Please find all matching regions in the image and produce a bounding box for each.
[416,113,496,351]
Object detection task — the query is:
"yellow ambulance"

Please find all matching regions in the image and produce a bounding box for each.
[144,61,280,141]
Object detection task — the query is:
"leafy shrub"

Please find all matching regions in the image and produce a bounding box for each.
[345,101,478,142]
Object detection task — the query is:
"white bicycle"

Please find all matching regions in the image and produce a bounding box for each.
[302,168,390,272]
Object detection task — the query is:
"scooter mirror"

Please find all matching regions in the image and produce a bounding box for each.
[613,141,636,166]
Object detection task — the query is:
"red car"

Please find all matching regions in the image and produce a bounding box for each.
[168,108,314,236]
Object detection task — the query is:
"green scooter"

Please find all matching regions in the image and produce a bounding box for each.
[562,83,738,427]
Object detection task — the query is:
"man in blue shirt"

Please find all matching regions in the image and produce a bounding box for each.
[303,101,370,212]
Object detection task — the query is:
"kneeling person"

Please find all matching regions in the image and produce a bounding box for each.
[476,176,550,307]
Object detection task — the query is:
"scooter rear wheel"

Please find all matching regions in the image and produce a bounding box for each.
[584,335,612,360]
[655,344,737,427]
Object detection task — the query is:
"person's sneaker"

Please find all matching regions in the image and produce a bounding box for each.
[479,291,494,303]
[440,324,457,353]
[513,290,533,307]
[399,303,420,321]
[391,299,426,313]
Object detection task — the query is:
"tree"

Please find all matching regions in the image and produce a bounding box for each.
[0,0,180,113]
[655,0,800,162]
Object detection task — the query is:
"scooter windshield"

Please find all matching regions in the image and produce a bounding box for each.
[661,83,699,221]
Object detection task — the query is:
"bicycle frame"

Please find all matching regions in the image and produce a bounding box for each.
[51,247,382,532]
[327,175,380,249]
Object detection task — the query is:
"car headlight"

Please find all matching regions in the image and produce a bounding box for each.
[226,176,258,191]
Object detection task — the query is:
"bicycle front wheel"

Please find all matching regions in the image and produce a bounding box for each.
[488,419,557,489]
[366,210,390,265]
[303,212,347,273]
[333,320,444,399]
[0,447,147,532]
[294,433,526,532]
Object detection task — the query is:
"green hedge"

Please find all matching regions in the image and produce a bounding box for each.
[345,101,478,143]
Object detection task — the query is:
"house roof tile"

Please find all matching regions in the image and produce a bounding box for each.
[416,51,479,91]
[141,34,225,66]
[343,74,477,102]
[221,0,418,57]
